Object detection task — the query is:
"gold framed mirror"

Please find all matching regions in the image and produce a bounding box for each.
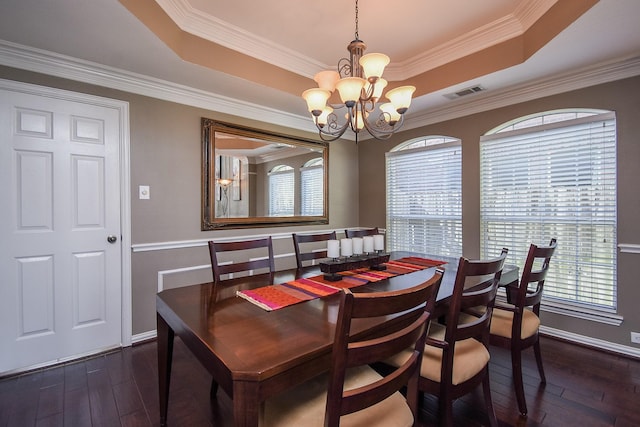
[202,119,329,230]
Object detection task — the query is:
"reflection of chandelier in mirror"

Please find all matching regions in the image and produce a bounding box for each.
[217,178,233,188]
[302,0,415,142]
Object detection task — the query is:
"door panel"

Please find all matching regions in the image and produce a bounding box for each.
[17,150,53,229]
[17,255,54,337]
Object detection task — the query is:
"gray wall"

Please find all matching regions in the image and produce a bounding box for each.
[358,75,640,349]
[3,64,639,350]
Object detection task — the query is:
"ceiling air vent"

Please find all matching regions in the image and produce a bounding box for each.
[444,85,486,100]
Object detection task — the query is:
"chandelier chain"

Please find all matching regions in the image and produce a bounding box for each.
[354,0,359,40]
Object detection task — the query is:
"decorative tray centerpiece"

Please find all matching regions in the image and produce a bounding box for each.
[319,252,390,281]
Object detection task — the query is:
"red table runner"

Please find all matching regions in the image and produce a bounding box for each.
[237,257,446,311]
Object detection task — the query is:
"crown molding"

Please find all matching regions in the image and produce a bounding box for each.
[404,54,640,130]
[387,14,522,82]
[514,0,557,29]
[0,39,311,133]
[1,39,638,138]
[155,0,554,82]
[155,0,324,78]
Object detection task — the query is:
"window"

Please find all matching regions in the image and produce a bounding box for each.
[386,136,462,257]
[268,165,294,216]
[300,158,324,216]
[480,110,617,315]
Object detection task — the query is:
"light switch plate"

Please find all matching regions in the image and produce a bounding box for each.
[631,332,640,344]
[139,185,150,200]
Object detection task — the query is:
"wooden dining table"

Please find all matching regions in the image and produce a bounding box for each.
[156,252,518,427]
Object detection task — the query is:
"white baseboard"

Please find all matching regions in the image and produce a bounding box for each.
[131,330,157,344]
[539,325,640,359]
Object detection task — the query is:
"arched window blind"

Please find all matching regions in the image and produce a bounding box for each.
[301,158,323,216]
[268,165,294,216]
[386,137,462,257]
[480,111,617,311]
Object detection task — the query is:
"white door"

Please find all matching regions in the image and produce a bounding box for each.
[0,84,123,374]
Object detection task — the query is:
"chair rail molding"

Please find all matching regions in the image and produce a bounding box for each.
[618,243,640,254]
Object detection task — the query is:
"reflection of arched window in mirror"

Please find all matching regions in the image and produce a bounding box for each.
[268,165,294,216]
[301,158,324,216]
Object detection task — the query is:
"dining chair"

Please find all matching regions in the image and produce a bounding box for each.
[292,231,337,269]
[261,269,445,427]
[489,238,557,416]
[207,236,275,398]
[386,249,508,427]
[344,227,379,238]
[207,237,275,284]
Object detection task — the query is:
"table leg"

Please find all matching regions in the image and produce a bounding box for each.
[233,380,260,427]
[157,313,175,427]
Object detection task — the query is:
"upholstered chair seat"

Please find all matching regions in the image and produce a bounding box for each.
[387,322,490,386]
[490,306,540,339]
[459,305,540,340]
[261,366,414,427]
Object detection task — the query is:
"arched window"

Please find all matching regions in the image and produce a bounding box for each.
[300,158,323,216]
[268,165,294,216]
[480,109,617,313]
[386,136,462,257]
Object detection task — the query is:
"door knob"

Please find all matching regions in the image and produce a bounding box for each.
[107,235,118,244]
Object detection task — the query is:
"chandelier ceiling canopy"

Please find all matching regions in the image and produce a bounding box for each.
[302,0,416,142]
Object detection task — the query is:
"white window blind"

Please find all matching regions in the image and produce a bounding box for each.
[301,159,324,216]
[480,111,617,310]
[268,166,294,216]
[386,140,462,257]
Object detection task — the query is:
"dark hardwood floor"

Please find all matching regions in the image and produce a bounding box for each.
[1,336,638,426]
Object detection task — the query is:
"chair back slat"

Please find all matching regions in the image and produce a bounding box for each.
[344,228,379,238]
[292,231,337,268]
[324,269,444,427]
[208,237,275,284]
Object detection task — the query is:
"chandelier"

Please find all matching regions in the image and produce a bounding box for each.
[302,0,416,142]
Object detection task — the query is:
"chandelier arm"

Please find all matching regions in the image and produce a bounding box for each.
[317,130,347,142]
[361,117,393,139]
[337,57,352,78]
[314,113,350,141]
[360,98,376,113]
[360,113,406,140]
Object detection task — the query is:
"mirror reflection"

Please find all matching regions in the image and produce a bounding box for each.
[202,119,329,229]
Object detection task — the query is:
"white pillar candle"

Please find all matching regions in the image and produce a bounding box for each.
[341,238,353,257]
[352,237,363,255]
[373,234,385,251]
[363,236,374,253]
[327,240,340,259]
